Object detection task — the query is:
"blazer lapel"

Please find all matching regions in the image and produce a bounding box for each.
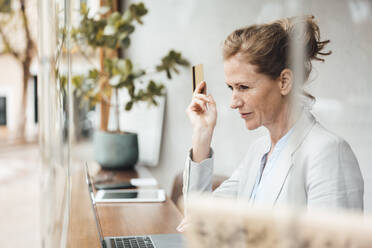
[261,111,317,205]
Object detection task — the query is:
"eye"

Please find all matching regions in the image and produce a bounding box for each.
[239,85,250,90]
[227,85,233,91]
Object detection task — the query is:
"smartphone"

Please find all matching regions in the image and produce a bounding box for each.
[95,182,136,190]
[95,189,166,203]
[192,64,205,94]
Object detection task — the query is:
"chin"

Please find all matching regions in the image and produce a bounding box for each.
[244,121,260,130]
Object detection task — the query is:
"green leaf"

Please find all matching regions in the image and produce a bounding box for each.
[109,75,121,87]
[125,101,133,111]
[147,80,165,96]
[80,3,88,15]
[124,59,133,73]
[117,59,126,71]
[103,25,116,35]
[96,29,105,42]
[156,50,190,79]
[108,12,121,25]
[72,75,84,88]
[118,32,129,41]
[114,58,132,82]
[88,69,99,79]
[129,3,148,24]
[121,37,130,48]
[166,69,171,79]
[105,36,118,49]
[104,58,115,74]
[133,70,146,78]
[127,84,135,96]
[97,6,110,15]
[122,10,132,23]
[118,24,135,36]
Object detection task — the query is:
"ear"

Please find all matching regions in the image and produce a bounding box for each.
[278,69,293,96]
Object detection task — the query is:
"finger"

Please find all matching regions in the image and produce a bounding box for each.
[190,104,202,113]
[207,94,217,112]
[207,94,216,106]
[194,93,211,103]
[208,94,216,104]
[194,81,206,95]
[192,98,207,112]
[188,101,203,114]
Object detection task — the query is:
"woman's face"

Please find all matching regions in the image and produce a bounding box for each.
[223,56,284,130]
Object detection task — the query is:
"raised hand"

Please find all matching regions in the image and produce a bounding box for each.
[186,81,217,162]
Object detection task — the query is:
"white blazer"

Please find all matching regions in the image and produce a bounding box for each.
[183,111,364,211]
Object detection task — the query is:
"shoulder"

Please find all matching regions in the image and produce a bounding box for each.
[302,121,352,157]
[300,121,364,210]
[299,121,361,176]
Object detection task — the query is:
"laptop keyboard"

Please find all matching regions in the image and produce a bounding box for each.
[110,236,155,248]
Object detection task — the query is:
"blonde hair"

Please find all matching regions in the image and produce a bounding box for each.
[223,15,331,84]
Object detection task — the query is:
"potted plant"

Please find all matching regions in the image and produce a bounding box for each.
[71,2,189,169]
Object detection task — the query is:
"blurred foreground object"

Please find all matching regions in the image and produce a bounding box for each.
[38,0,70,247]
[186,195,372,248]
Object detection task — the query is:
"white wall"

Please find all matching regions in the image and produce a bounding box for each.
[126,0,372,212]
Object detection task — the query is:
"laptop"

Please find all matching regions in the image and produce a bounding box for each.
[85,164,184,248]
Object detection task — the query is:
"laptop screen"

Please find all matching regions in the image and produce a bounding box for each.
[85,163,105,246]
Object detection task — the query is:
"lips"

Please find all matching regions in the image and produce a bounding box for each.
[240,112,252,118]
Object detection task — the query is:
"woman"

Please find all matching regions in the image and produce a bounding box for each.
[182,16,364,214]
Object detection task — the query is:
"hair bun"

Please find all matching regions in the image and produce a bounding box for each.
[223,15,331,88]
[277,15,332,62]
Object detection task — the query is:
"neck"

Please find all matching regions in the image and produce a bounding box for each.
[266,102,302,148]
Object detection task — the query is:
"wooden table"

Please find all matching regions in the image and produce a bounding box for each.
[68,163,183,247]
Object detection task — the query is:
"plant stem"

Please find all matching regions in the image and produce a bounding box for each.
[99,48,111,131]
[115,88,120,132]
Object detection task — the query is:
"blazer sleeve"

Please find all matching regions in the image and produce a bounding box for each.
[182,148,214,196]
[182,148,242,199]
[306,139,364,211]
[212,164,243,198]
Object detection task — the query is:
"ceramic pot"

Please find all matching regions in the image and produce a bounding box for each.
[93,130,139,169]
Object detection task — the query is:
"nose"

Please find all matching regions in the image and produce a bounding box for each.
[230,92,243,109]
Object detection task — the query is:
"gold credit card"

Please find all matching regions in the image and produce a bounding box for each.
[192,64,205,94]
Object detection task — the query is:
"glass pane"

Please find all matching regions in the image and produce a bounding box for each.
[38,0,71,247]
[289,0,371,213]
